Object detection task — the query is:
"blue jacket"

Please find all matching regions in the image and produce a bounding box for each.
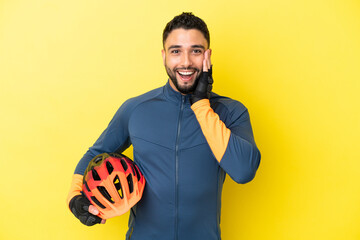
[74,82,261,240]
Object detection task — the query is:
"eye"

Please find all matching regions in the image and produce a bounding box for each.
[171,49,179,54]
[193,49,203,54]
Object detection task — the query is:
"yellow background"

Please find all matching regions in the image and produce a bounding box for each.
[1,0,359,239]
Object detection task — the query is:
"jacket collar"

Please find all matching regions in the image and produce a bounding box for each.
[163,80,191,105]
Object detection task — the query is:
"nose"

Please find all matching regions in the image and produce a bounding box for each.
[181,52,192,68]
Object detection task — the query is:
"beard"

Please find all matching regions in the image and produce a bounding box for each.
[165,65,202,94]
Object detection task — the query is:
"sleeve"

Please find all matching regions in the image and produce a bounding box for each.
[66,174,83,207]
[74,99,134,175]
[66,99,134,207]
[191,99,261,184]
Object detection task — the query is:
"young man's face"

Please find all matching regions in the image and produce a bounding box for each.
[162,28,209,94]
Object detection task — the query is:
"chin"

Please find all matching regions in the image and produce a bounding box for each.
[177,83,196,94]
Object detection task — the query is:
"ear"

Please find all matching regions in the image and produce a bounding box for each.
[161,49,166,66]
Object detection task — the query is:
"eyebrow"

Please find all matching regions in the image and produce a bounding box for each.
[191,45,205,49]
[167,44,206,51]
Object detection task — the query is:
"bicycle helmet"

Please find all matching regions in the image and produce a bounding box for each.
[82,153,146,219]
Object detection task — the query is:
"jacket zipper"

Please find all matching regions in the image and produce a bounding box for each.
[175,96,185,240]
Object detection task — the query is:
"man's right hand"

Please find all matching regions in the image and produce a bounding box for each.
[69,194,106,226]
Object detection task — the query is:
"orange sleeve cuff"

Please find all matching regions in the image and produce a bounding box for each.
[191,99,231,163]
[66,174,83,206]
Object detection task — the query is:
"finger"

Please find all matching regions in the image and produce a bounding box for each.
[101,219,106,224]
[203,50,208,72]
[207,49,212,70]
[88,205,99,215]
[203,49,211,71]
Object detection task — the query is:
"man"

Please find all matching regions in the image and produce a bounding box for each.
[67,12,261,240]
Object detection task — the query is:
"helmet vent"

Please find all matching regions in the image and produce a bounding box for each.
[120,159,128,171]
[92,169,101,181]
[133,165,141,181]
[127,174,134,193]
[91,196,106,209]
[113,175,123,199]
[94,156,103,163]
[106,161,114,175]
[130,165,136,176]
[97,186,114,203]
[84,181,91,192]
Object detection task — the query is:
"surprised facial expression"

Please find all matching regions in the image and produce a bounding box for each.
[162,28,209,94]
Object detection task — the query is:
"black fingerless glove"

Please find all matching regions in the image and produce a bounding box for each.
[69,194,103,226]
[190,66,213,105]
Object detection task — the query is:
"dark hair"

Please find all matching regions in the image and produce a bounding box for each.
[163,12,210,48]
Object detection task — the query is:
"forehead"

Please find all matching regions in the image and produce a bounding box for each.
[164,28,208,49]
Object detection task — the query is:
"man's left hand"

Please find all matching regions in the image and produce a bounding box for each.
[190,49,213,105]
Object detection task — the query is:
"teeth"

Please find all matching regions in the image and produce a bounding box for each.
[178,71,194,75]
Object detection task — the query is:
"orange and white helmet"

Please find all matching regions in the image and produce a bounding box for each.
[82,153,146,219]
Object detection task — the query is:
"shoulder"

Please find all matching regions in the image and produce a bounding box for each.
[209,92,250,127]
[113,86,164,119]
[120,86,164,109]
[210,92,248,115]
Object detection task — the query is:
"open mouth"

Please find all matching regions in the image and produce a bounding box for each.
[177,70,196,82]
